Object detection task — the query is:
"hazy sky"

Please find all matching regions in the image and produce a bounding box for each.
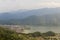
[0,0,60,12]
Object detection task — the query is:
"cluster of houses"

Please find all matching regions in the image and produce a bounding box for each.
[0,25,30,33]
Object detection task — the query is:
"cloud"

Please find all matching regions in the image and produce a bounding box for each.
[0,0,60,12]
[37,2,60,8]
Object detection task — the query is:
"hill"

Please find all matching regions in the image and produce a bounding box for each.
[0,7,60,19]
[0,8,60,25]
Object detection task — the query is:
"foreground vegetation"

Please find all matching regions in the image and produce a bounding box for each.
[0,27,56,40]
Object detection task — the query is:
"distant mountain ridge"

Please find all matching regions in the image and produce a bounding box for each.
[0,7,60,19]
[0,7,60,25]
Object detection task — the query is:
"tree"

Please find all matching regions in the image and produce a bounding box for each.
[28,32,41,37]
[0,27,23,40]
[42,31,55,37]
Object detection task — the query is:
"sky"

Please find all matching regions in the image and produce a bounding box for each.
[0,0,60,12]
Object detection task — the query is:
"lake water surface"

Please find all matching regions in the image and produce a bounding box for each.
[1,25,60,33]
[24,26,60,33]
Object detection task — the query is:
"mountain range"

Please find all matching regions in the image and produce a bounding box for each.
[0,7,60,25]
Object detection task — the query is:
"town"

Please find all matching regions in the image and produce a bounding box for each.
[0,25,60,40]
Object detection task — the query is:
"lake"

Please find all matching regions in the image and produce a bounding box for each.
[23,25,60,33]
[0,25,60,33]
